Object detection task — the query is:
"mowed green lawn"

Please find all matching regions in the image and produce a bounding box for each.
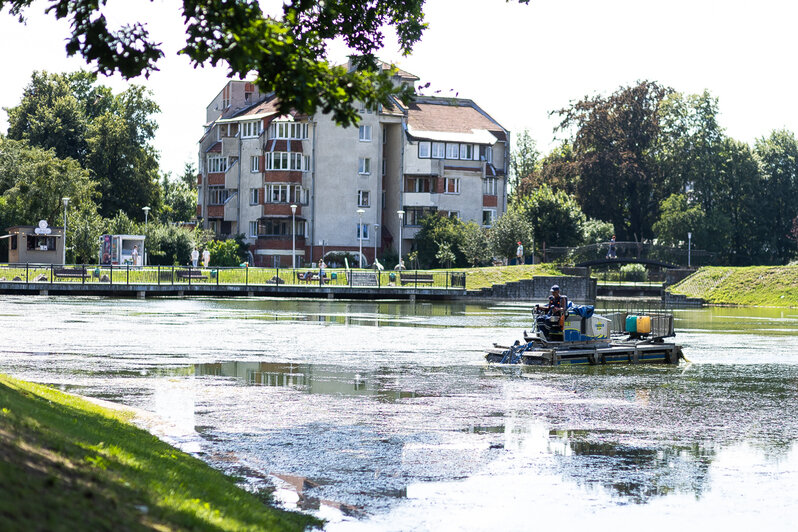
[0,374,321,531]
[668,265,798,306]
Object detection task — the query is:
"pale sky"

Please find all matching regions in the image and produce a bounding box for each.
[2,0,798,178]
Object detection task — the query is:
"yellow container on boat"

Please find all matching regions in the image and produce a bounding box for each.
[636,315,651,334]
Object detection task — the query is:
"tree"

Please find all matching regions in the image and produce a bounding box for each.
[0,137,99,234]
[510,129,539,193]
[582,218,615,245]
[652,194,706,247]
[205,238,247,267]
[488,208,533,262]
[145,223,196,266]
[435,241,456,269]
[555,81,671,240]
[516,184,586,249]
[459,221,492,267]
[517,141,579,198]
[6,72,163,219]
[413,213,466,268]
[4,1,532,126]
[755,130,798,264]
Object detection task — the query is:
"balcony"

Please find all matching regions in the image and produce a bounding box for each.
[263,203,303,217]
[404,192,436,207]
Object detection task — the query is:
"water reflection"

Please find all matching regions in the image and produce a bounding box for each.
[548,429,713,503]
[194,362,423,402]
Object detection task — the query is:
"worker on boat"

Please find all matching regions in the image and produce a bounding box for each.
[536,285,568,317]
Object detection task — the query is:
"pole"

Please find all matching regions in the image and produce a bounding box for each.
[142,206,151,266]
[688,231,692,268]
[373,223,379,265]
[357,208,365,268]
[62,197,70,266]
[290,204,297,269]
[397,210,404,268]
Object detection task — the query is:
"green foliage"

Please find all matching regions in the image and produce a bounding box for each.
[510,129,539,192]
[582,218,615,245]
[515,184,586,248]
[554,81,671,240]
[488,208,534,260]
[653,194,706,246]
[435,241,456,269]
[161,174,197,223]
[459,221,492,267]
[619,263,647,282]
[413,213,467,268]
[325,251,358,268]
[668,266,798,306]
[68,205,104,263]
[104,210,141,236]
[144,223,195,266]
[755,130,798,264]
[0,137,99,233]
[205,235,248,267]
[6,71,162,220]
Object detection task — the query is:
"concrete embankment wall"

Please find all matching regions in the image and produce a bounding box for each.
[466,276,597,304]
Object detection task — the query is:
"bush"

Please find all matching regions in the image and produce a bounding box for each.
[582,218,615,245]
[620,263,647,282]
[205,238,246,266]
[145,223,195,265]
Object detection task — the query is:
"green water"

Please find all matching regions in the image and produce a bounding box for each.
[0,296,796,530]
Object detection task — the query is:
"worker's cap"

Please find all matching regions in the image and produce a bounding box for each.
[551,284,560,291]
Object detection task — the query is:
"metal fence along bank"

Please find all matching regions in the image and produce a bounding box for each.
[0,263,467,300]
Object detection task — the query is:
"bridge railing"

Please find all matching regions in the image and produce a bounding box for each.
[543,241,717,267]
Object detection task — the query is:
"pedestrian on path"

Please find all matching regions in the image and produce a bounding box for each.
[516,241,525,265]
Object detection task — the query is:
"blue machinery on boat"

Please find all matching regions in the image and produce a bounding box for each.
[486,306,684,366]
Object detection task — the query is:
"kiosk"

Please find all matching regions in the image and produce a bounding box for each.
[99,234,146,266]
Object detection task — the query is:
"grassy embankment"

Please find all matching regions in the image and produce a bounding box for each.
[0,374,321,531]
[668,265,798,307]
[449,263,562,290]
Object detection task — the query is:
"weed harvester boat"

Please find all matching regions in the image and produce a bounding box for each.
[486,305,683,366]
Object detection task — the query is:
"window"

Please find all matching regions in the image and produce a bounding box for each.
[249,221,259,237]
[480,145,493,163]
[418,141,431,158]
[10,235,17,250]
[446,143,460,159]
[250,155,260,172]
[358,157,371,175]
[447,211,460,219]
[265,185,306,204]
[382,158,386,176]
[483,177,498,195]
[358,190,370,207]
[482,209,496,227]
[406,177,431,193]
[405,207,437,226]
[357,223,369,240]
[207,155,228,173]
[359,125,372,141]
[241,120,260,138]
[208,186,230,205]
[265,152,305,171]
[249,188,260,205]
[431,142,445,159]
[268,121,308,140]
[460,144,474,160]
[445,177,460,194]
[383,127,387,144]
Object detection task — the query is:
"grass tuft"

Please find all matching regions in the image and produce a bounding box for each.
[667,265,798,307]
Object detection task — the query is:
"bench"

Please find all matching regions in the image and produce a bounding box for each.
[176,270,208,281]
[399,273,434,286]
[54,267,87,279]
[349,271,378,287]
[296,271,327,284]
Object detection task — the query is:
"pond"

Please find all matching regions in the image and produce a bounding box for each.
[1,296,797,529]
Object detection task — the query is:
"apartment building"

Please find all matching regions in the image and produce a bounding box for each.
[197,65,509,267]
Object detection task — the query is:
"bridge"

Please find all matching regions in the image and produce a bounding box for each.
[543,241,716,269]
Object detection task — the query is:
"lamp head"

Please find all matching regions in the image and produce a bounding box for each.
[290,204,297,213]
[62,197,70,206]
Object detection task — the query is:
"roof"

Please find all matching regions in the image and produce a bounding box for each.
[406,97,507,144]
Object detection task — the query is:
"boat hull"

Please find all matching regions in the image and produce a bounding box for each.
[485,342,682,366]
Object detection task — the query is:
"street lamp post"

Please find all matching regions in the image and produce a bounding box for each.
[397,210,405,268]
[62,197,70,266]
[142,206,151,266]
[688,231,692,268]
[357,208,365,268]
[373,223,379,265]
[318,239,325,263]
[290,204,297,268]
